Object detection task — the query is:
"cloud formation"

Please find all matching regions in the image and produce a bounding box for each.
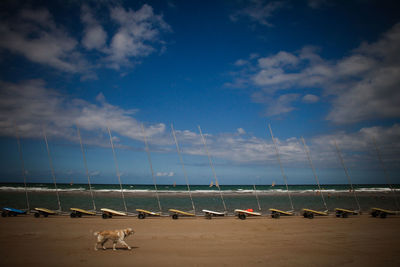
[0,79,398,168]
[0,79,166,145]
[231,23,400,123]
[230,0,285,27]
[302,94,319,103]
[81,5,108,50]
[156,172,174,177]
[0,7,90,74]
[0,3,170,77]
[105,4,171,69]
[252,92,300,116]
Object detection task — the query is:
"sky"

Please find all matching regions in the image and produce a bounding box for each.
[0,0,400,185]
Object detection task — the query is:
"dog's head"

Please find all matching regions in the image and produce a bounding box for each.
[124,228,135,236]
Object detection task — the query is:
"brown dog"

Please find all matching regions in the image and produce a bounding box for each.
[94,228,134,251]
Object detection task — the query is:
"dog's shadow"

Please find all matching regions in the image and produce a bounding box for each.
[102,246,139,251]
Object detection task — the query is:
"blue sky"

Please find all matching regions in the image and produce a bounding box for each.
[0,0,399,185]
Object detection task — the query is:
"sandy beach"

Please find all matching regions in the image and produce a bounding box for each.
[0,215,399,266]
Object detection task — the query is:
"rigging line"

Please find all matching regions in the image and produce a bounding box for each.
[141,124,162,213]
[42,126,62,212]
[333,140,361,212]
[253,184,261,211]
[171,123,195,212]
[198,125,227,213]
[107,127,127,213]
[14,124,30,211]
[268,124,294,211]
[300,137,328,211]
[372,137,399,210]
[77,126,96,211]
[241,129,263,212]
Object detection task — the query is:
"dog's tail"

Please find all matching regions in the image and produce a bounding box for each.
[93,231,99,236]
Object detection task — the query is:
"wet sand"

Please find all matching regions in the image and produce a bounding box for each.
[0,215,399,266]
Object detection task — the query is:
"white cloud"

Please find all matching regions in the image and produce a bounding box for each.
[310,124,400,166]
[169,127,305,165]
[232,23,400,124]
[230,0,286,27]
[258,51,299,68]
[326,23,400,123]
[234,59,249,66]
[0,8,91,75]
[237,128,246,135]
[0,4,171,76]
[302,94,319,103]
[0,79,166,145]
[250,46,329,91]
[81,5,107,50]
[156,172,174,177]
[1,79,398,168]
[105,4,171,69]
[251,92,300,116]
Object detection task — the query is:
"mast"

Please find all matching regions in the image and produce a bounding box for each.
[14,125,30,211]
[333,140,361,211]
[301,137,328,211]
[372,137,399,210]
[42,126,62,212]
[141,124,162,213]
[268,124,294,211]
[107,127,128,213]
[77,126,96,211]
[198,125,227,213]
[253,184,261,211]
[171,124,195,212]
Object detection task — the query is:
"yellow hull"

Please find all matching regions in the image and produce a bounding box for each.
[168,209,195,216]
[234,209,262,216]
[136,209,161,216]
[335,208,357,214]
[302,208,328,216]
[371,207,397,215]
[70,208,96,215]
[34,208,56,214]
[100,208,127,216]
[269,208,293,216]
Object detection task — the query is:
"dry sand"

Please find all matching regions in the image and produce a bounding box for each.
[0,215,399,266]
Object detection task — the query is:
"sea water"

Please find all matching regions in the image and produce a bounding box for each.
[0,183,399,214]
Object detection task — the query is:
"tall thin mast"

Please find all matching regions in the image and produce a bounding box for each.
[43,127,61,212]
[171,124,195,212]
[268,124,294,211]
[253,184,261,211]
[107,127,127,213]
[372,137,399,210]
[15,125,30,211]
[333,140,361,211]
[198,125,227,213]
[77,126,96,211]
[301,137,328,211]
[141,124,162,213]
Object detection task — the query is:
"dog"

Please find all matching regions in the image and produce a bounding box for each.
[94,227,134,251]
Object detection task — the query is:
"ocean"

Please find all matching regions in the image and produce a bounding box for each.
[1,183,399,214]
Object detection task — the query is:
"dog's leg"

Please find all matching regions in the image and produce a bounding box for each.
[113,241,117,251]
[119,240,131,250]
[94,242,99,251]
[101,239,107,250]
